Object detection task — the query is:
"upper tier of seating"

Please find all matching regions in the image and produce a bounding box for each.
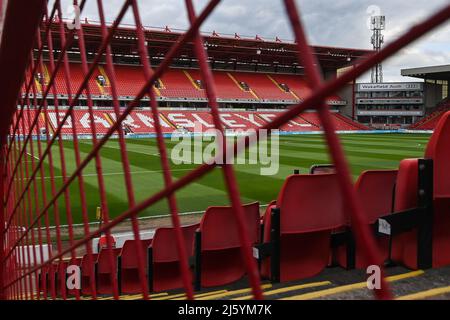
[14,109,366,136]
[27,63,345,104]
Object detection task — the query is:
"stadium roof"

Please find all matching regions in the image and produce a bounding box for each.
[45,22,373,71]
[401,64,450,81]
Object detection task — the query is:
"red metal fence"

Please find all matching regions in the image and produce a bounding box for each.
[0,0,449,300]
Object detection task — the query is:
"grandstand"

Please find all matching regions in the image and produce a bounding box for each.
[1,0,450,306]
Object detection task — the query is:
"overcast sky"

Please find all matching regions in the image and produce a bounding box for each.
[56,0,450,82]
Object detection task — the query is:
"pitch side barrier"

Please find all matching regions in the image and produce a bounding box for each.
[11,130,434,142]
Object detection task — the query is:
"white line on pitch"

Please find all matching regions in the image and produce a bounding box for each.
[32,168,195,180]
[26,152,40,160]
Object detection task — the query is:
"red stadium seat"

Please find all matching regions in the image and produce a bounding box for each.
[335,170,398,269]
[119,239,153,294]
[80,253,99,296]
[96,248,122,295]
[149,224,199,292]
[55,260,69,298]
[45,263,58,298]
[194,202,260,289]
[390,111,450,269]
[38,264,50,297]
[261,174,347,282]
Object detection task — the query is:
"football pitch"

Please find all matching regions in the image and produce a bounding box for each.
[27,133,431,225]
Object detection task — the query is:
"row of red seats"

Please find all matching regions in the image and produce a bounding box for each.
[15,109,365,136]
[38,202,260,297]
[25,63,344,103]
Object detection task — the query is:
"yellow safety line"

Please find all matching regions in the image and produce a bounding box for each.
[98,65,111,86]
[183,70,202,90]
[34,63,50,94]
[152,85,161,97]
[198,284,273,300]
[289,90,300,100]
[96,65,111,95]
[43,64,51,84]
[281,270,425,300]
[156,78,166,89]
[40,113,54,134]
[267,74,299,100]
[234,281,331,300]
[152,78,165,96]
[96,82,105,95]
[105,292,170,300]
[226,72,246,92]
[159,113,177,129]
[155,289,228,301]
[103,113,115,126]
[96,296,115,300]
[172,290,229,301]
[226,72,260,100]
[248,89,260,100]
[35,79,42,94]
[84,293,167,301]
[152,293,186,300]
[396,285,450,300]
[266,75,287,93]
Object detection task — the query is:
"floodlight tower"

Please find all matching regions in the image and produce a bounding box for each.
[370,15,385,83]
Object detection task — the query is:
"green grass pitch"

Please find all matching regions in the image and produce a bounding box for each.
[26,133,431,225]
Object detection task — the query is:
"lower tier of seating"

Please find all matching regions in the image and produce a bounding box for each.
[14,109,366,136]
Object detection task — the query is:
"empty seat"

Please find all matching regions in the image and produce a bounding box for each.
[336,170,398,269]
[149,224,199,292]
[391,111,450,269]
[80,253,99,296]
[119,239,152,294]
[96,248,122,295]
[195,202,260,289]
[38,265,50,297]
[55,260,69,298]
[261,174,347,282]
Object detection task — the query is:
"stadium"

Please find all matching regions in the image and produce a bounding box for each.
[1,0,450,308]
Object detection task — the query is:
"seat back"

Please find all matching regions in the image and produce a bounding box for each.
[97,248,121,273]
[151,224,199,263]
[355,170,398,223]
[277,174,346,233]
[120,239,152,269]
[45,263,58,296]
[200,202,260,250]
[80,253,99,276]
[425,111,450,198]
[394,159,419,212]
